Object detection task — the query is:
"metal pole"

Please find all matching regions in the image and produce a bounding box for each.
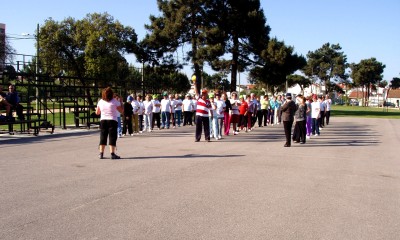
[142,61,145,96]
[36,23,39,114]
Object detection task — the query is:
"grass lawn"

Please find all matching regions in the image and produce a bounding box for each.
[332,105,400,119]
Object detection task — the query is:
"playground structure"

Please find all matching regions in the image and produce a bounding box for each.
[0,53,124,134]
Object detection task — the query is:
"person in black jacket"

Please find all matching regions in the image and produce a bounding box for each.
[281,93,297,147]
[122,96,134,136]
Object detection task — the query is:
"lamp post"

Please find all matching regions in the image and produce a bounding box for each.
[36,23,39,113]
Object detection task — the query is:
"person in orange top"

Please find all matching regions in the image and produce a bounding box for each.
[238,95,249,132]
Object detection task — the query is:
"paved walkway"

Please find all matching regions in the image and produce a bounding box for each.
[1,117,399,239]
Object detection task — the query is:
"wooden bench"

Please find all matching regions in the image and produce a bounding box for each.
[0,119,41,135]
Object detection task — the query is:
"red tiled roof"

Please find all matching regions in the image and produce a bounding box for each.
[348,90,367,99]
[387,89,400,98]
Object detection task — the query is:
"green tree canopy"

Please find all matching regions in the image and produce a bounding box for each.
[303,43,347,93]
[205,0,270,92]
[142,0,212,94]
[202,72,230,92]
[350,57,385,106]
[143,66,190,94]
[142,0,270,93]
[249,38,306,94]
[38,13,138,105]
[350,58,385,86]
[389,77,400,89]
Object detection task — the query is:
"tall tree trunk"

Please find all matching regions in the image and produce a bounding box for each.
[230,35,239,92]
[191,8,201,95]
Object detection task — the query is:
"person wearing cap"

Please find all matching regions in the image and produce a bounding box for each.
[281,93,297,147]
[122,95,134,136]
[193,82,213,142]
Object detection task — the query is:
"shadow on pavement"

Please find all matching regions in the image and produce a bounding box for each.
[119,154,245,160]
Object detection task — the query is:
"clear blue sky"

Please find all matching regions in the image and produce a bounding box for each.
[2,0,399,82]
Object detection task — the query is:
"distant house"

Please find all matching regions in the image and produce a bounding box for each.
[348,88,368,105]
[386,89,400,107]
[348,89,367,99]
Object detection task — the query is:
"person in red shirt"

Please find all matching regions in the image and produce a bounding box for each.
[238,95,249,132]
[193,78,213,142]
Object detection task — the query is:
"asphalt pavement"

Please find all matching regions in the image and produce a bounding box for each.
[1,117,399,240]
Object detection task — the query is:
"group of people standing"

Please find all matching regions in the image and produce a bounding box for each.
[96,85,332,159]
[281,93,332,147]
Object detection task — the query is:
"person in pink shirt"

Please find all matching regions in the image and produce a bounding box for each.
[96,87,123,159]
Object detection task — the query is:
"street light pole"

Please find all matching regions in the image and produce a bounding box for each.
[36,23,39,113]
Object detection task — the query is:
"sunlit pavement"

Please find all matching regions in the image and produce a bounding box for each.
[1,117,399,239]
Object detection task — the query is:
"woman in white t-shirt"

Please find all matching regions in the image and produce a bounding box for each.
[152,95,161,130]
[215,93,226,139]
[182,95,193,126]
[143,94,153,132]
[174,94,183,127]
[96,87,123,159]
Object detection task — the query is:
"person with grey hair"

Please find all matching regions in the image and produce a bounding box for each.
[281,93,296,147]
[292,94,307,144]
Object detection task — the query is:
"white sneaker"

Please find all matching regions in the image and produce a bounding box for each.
[139,131,143,134]
[234,131,239,135]
[218,135,222,139]
[130,134,134,136]
[306,136,311,139]
[314,134,319,136]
